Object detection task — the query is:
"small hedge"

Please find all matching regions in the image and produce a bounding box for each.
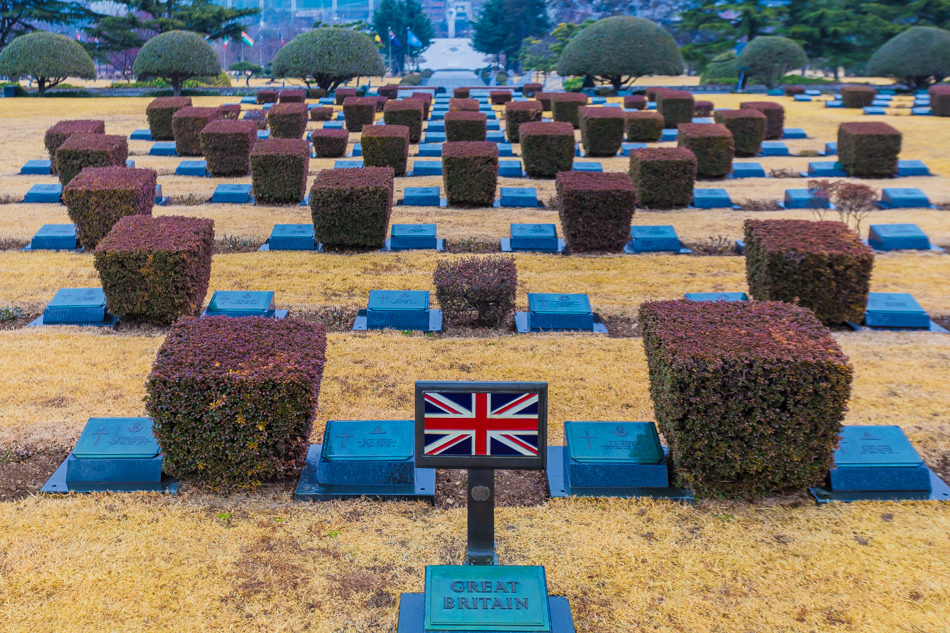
[739,101,784,139]
[504,100,543,143]
[657,90,694,128]
[371,96,389,112]
[445,111,487,142]
[309,106,334,121]
[453,87,470,98]
[677,123,734,179]
[383,99,424,143]
[837,121,902,178]
[310,128,349,158]
[522,83,542,97]
[279,88,306,103]
[556,171,637,252]
[172,106,221,155]
[342,97,376,132]
[411,92,432,118]
[145,97,191,140]
[783,85,806,96]
[242,109,268,130]
[44,120,106,171]
[334,87,357,105]
[744,219,874,324]
[56,134,129,186]
[63,166,156,249]
[309,167,394,248]
[267,103,308,139]
[218,104,240,120]
[94,215,214,324]
[639,299,853,498]
[250,138,310,205]
[646,87,671,102]
[713,109,767,157]
[579,107,625,157]
[490,90,512,105]
[256,89,278,104]
[551,93,589,128]
[307,88,328,100]
[361,124,410,176]
[450,98,479,111]
[378,84,399,99]
[623,95,647,110]
[929,85,950,116]
[535,92,554,111]
[434,255,517,326]
[520,121,575,178]
[145,316,327,487]
[629,147,696,209]
[200,120,258,176]
[443,141,498,206]
[841,85,877,108]
[625,111,664,142]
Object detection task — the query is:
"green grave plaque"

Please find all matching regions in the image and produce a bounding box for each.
[527,294,591,315]
[565,422,663,464]
[368,290,429,311]
[48,288,106,309]
[73,417,160,459]
[207,291,274,316]
[322,420,413,461]
[425,565,551,632]
[834,426,924,468]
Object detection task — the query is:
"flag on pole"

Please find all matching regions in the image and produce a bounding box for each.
[241,31,254,46]
[278,30,285,45]
[374,34,382,44]
[407,29,423,48]
[389,28,401,48]
[223,37,228,48]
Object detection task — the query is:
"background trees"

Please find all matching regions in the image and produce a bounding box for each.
[372,0,434,75]
[271,28,384,91]
[736,36,808,89]
[132,30,220,96]
[472,0,550,69]
[0,31,94,94]
[867,26,950,89]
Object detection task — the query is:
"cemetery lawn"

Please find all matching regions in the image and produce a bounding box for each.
[1,94,950,631]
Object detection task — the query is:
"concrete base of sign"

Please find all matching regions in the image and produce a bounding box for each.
[845,320,949,334]
[41,454,179,495]
[623,242,692,255]
[382,238,445,252]
[353,309,443,332]
[809,468,950,504]
[398,197,448,207]
[514,312,608,334]
[27,314,118,328]
[862,239,945,254]
[546,447,694,502]
[396,593,575,633]
[500,237,567,254]
[259,241,323,252]
[200,308,288,319]
[294,444,436,502]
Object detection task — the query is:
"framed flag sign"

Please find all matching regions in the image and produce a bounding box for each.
[414,381,548,470]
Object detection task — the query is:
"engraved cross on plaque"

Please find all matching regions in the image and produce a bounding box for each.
[578,431,596,449]
[336,430,354,448]
[90,427,111,445]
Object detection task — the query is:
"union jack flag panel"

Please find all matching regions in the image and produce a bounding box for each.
[422,391,541,457]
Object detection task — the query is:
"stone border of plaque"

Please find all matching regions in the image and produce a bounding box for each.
[514,293,608,334]
[353,290,443,332]
[845,292,949,334]
[27,288,119,328]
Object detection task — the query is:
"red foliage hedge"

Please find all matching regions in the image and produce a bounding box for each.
[250,138,311,205]
[693,100,714,117]
[657,90,694,128]
[378,84,400,99]
[63,166,156,249]
[445,110,488,142]
[268,103,308,139]
[453,87,470,98]
[646,87,671,102]
[929,85,950,116]
[450,98,479,112]
[279,89,306,103]
[490,90,513,105]
[551,92,589,128]
[640,299,853,498]
[504,100,543,143]
[443,141,499,206]
[629,147,696,209]
[309,167,394,248]
[783,85,806,96]
[361,124,410,176]
[200,120,258,176]
[837,121,902,178]
[744,219,874,324]
[522,83,542,97]
[841,85,877,108]
[534,92,554,111]
[218,104,240,120]
[411,92,433,118]
[309,106,334,121]
[45,119,105,165]
[434,255,517,326]
[146,98,191,140]
[677,123,734,178]
[256,89,278,104]
[242,109,268,130]
[145,316,327,487]
[739,101,784,139]
[623,95,647,110]
[579,107,625,157]
[94,215,214,324]
[371,96,389,112]
[383,99,424,143]
[56,133,129,186]
[335,87,357,105]
[556,171,637,252]
[342,97,376,132]
[520,121,575,178]
[625,111,664,142]
[310,128,350,158]
[172,107,221,155]
[713,109,767,157]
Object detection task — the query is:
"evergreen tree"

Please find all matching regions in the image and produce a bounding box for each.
[472,0,550,69]
[0,0,93,50]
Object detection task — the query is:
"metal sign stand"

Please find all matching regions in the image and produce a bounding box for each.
[467,468,496,565]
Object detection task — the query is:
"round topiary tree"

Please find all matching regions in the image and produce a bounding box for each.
[133,30,220,96]
[701,50,739,86]
[556,16,685,93]
[271,28,385,92]
[0,32,95,96]
[737,36,808,90]
[868,26,950,90]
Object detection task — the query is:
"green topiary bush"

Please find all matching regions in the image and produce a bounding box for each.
[267,103,308,139]
[700,50,739,85]
[56,134,129,186]
[629,147,696,209]
[443,141,499,206]
[200,120,258,176]
[841,86,877,108]
[713,109,767,157]
[146,316,327,488]
[504,100,543,143]
[172,107,221,155]
[250,139,311,205]
[579,107,625,157]
[133,31,220,97]
[63,166,156,249]
[657,90,694,129]
[520,121,575,178]
[342,96,376,132]
[868,26,950,91]
[739,101,784,139]
[310,167,394,248]
[445,111,487,142]
[145,97,192,140]
[677,123,734,179]
[744,219,874,324]
[434,255,517,326]
[361,124,410,176]
[737,37,808,90]
[94,215,214,324]
[383,99,424,143]
[0,31,95,96]
[551,93,589,129]
[310,128,349,157]
[625,111,664,142]
[272,28,384,92]
[837,121,902,178]
[557,171,637,252]
[640,299,853,498]
[44,120,105,167]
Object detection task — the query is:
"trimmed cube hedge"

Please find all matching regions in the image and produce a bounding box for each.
[783,85,806,96]
[522,83,542,97]
[744,219,874,324]
[579,107,625,157]
[361,124,410,176]
[310,128,349,158]
[371,96,389,112]
[383,99,424,143]
[623,95,647,110]
[335,87,357,105]
[442,141,499,206]
[411,92,433,118]
[556,171,637,252]
[256,89,278,104]
[520,121,575,178]
[739,101,784,139]
[657,90,694,128]
[279,89,306,103]
[172,107,221,155]
[56,134,129,186]
[342,97,376,132]
[309,167,394,248]
[309,106,334,121]
[94,215,214,324]
[490,90,513,105]
[629,147,696,209]
[646,87,670,102]
[218,104,240,120]
[145,98,191,140]
[694,100,714,117]
[551,93,589,128]
[625,111,664,142]
[250,138,311,205]
[434,255,517,326]
[837,121,902,178]
[445,111,488,142]
[841,85,877,108]
[713,109,767,157]
[677,123,734,179]
[453,87,470,98]
[378,84,400,99]
[929,85,950,116]
[45,120,105,166]
[145,316,327,487]
[640,299,853,498]
[200,120,258,176]
[267,103,308,139]
[63,166,156,249]
[308,88,328,100]
[243,109,268,130]
[450,98,479,112]
[535,92,554,111]
[504,100,543,143]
